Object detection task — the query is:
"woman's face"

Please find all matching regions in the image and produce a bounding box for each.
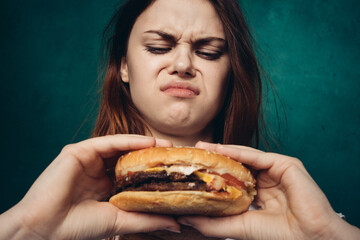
[121,0,230,138]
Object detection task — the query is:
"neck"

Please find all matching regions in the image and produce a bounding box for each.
[145,126,214,147]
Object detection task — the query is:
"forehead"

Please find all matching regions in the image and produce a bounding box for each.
[132,0,225,39]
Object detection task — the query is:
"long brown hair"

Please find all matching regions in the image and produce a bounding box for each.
[93,0,264,147]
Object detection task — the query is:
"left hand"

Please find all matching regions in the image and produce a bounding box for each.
[178,141,359,240]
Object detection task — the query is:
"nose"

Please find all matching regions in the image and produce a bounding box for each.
[168,46,196,78]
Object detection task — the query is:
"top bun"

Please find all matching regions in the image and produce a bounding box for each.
[115,147,255,184]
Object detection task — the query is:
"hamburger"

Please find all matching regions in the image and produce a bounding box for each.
[109,147,256,216]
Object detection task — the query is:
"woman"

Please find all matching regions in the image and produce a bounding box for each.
[0,0,359,239]
[92,0,261,147]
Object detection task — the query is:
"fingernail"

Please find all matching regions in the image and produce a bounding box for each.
[164,226,181,233]
[178,219,193,227]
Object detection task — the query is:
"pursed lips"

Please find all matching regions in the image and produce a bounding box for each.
[160,82,200,98]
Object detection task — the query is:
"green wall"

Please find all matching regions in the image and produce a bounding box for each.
[1,0,359,227]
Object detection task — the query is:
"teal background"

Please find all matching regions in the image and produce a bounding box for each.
[1,0,359,228]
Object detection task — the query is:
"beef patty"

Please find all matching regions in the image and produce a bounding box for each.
[115,170,211,192]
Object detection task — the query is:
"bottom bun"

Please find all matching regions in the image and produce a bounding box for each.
[109,190,252,216]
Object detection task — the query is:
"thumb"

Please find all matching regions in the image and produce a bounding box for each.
[58,202,180,239]
[177,215,248,239]
[115,211,180,235]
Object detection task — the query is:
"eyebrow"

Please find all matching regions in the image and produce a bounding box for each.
[144,30,226,46]
[144,30,177,43]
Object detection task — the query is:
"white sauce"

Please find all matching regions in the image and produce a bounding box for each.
[166,165,203,175]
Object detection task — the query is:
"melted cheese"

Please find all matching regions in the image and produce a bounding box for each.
[225,185,243,199]
[145,167,165,172]
[194,171,214,183]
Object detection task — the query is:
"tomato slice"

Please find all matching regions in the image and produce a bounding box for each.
[220,173,246,191]
[200,170,246,191]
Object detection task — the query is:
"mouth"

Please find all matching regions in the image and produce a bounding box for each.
[160,82,200,98]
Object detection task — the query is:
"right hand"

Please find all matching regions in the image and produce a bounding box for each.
[1,134,180,240]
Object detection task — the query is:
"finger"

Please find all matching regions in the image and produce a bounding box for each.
[195,142,312,190]
[195,141,271,170]
[214,145,272,170]
[102,137,172,175]
[115,211,180,235]
[60,135,157,174]
[194,141,220,152]
[195,141,263,153]
[177,215,247,239]
[79,134,157,159]
[155,138,173,147]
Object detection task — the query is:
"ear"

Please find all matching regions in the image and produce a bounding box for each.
[120,57,129,83]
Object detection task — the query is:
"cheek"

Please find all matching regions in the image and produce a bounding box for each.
[127,52,165,85]
[205,63,230,101]
[127,59,153,89]
[126,59,164,108]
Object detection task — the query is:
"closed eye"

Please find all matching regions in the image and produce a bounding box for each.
[145,46,172,54]
[195,50,223,60]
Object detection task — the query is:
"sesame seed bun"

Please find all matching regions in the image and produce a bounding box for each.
[109,147,256,216]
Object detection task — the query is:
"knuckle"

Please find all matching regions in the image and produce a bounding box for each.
[60,143,85,159]
[264,152,304,168]
[292,157,303,166]
[61,143,76,154]
[285,156,304,169]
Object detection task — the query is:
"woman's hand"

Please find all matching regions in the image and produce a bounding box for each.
[0,135,180,240]
[178,141,360,240]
